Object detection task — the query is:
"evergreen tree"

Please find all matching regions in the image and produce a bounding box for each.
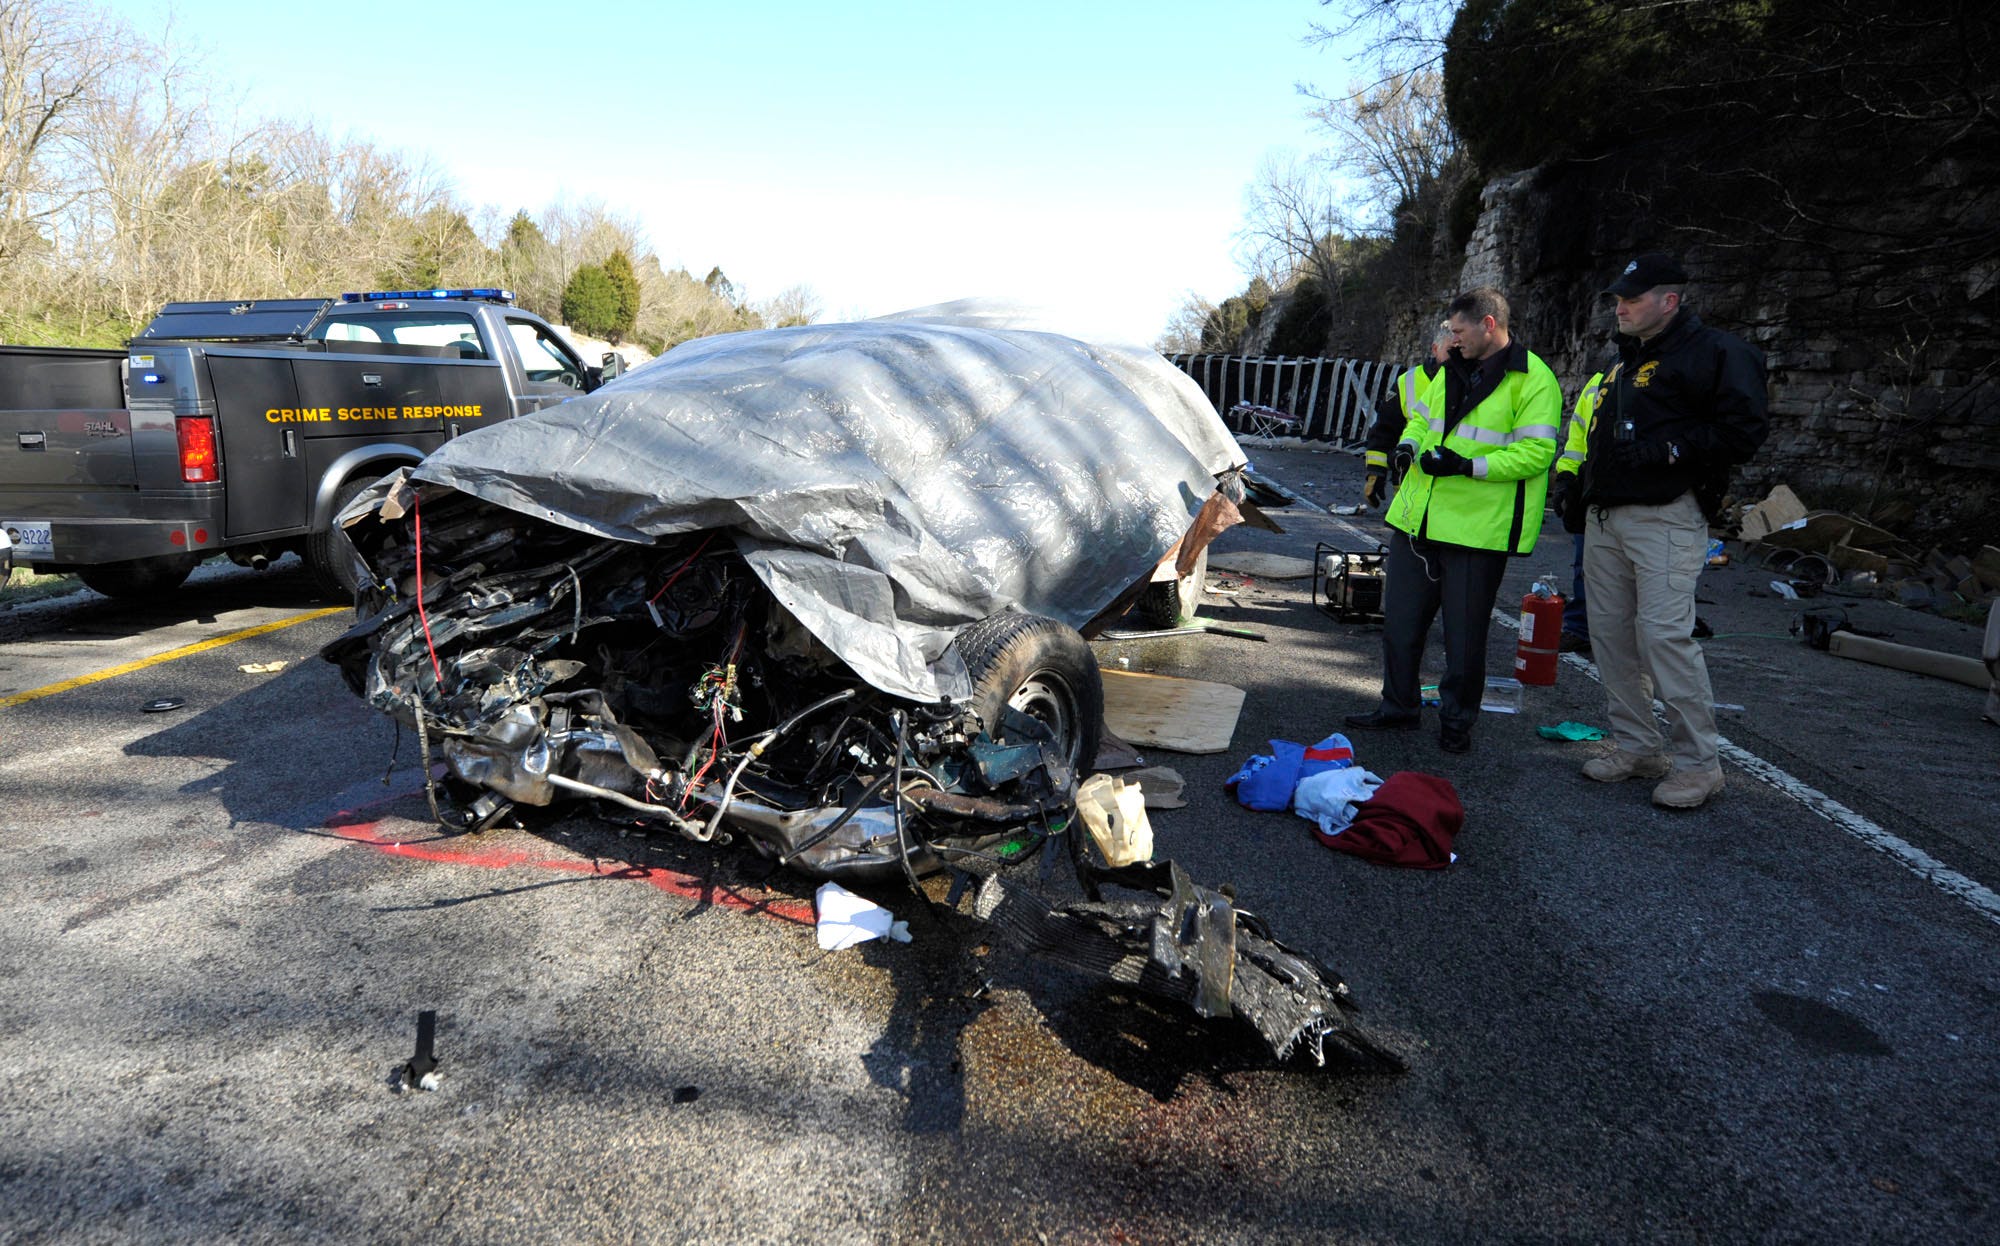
[602,249,640,341]
[560,264,621,339]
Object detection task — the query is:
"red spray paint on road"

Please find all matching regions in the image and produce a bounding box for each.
[322,801,815,926]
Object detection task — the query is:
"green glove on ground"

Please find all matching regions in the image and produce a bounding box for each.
[1536,721,1607,742]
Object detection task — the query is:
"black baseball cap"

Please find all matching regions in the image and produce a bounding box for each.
[1604,252,1689,297]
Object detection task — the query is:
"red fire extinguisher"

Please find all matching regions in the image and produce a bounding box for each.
[1516,583,1564,686]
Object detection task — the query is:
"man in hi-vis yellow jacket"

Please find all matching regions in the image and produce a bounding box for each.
[1344,287,1562,754]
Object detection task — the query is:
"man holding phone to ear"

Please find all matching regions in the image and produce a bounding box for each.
[1344,286,1561,755]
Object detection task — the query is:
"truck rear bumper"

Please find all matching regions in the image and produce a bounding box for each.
[0,515,224,570]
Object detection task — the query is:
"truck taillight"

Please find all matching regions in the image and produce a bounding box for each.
[177,417,218,483]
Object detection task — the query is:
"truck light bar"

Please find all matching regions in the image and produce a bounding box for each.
[339,288,515,305]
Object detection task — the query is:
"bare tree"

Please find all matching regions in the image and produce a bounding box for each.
[1237,150,1348,289]
[0,0,126,265]
[757,283,822,328]
[1306,70,1466,240]
[1156,292,1220,354]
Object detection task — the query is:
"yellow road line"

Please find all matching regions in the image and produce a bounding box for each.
[0,606,347,710]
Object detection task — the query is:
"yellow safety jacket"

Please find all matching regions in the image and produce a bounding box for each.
[1387,343,1562,554]
[1365,364,1435,473]
[1556,370,1607,478]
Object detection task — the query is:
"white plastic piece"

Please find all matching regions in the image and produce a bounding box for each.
[815,882,908,950]
[1075,773,1154,867]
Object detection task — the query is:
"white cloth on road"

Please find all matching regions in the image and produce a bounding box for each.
[815,882,912,950]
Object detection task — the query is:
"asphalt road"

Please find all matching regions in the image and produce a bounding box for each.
[3,449,1997,1244]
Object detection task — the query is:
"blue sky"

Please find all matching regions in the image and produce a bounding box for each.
[111,0,1361,343]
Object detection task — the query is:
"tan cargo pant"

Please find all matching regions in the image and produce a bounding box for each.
[1582,492,1718,770]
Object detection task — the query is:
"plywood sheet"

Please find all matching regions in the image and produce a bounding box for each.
[1206,551,1316,580]
[1100,669,1246,755]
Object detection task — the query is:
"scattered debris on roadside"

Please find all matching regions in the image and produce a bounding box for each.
[140,697,185,713]
[1723,484,1999,709]
[1729,483,2000,618]
[238,660,287,674]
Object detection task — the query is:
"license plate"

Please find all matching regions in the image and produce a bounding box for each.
[3,521,54,559]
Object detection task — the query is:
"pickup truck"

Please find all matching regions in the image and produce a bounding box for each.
[1,288,622,599]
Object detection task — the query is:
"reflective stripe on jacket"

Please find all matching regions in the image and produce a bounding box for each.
[1388,347,1562,554]
[1556,370,1606,478]
[1365,364,1436,469]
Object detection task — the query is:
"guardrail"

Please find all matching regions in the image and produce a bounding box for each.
[1166,352,1398,446]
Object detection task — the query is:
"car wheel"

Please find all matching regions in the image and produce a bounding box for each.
[76,553,200,599]
[953,611,1104,774]
[305,475,380,602]
[1134,545,1207,630]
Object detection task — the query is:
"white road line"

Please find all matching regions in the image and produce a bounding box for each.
[1491,608,2000,928]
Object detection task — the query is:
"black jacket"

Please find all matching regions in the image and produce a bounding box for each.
[1364,360,1443,457]
[1581,311,1768,510]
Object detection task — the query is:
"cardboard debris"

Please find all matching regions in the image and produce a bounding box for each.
[1738,484,1996,609]
[1757,511,1901,552]
[1738,484,1808,541]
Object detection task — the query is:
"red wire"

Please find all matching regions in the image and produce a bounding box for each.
[649,532,716,605]
[412,493,445,688]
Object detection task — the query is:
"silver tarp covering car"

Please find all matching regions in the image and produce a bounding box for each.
[404,318,1244,700]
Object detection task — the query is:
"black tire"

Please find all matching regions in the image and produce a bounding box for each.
[1134,546,1207,630]
[952,611,1103,774]
[305,475,380,602]
[76,553,199,599]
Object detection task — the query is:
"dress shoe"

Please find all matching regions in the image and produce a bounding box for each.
[1344,708,1421,731]
[1581,751,1672,782]
[1439,724,1472,754]
[1559,631,1592,654]
[1653,765,1726,809]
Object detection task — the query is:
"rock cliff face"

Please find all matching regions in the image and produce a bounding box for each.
[1424,162,1999,545]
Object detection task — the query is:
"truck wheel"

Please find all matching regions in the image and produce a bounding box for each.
[1134,546,1207,630]
[305,476,380,602]
[76,553,200,599]
[953,611,1103,774]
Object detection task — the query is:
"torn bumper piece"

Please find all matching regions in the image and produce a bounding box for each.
[974,860,1404,1069]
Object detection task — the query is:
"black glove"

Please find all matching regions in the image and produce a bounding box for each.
[1362,469,1387,508]
[1390,444,1415,485]
[1420,446,1474,477]
[1551,474,1585,534]
[1607,437,1673,470]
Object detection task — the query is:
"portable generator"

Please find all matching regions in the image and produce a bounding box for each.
[1313,541,1389,624]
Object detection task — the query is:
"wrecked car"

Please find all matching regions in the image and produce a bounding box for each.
[322,315,1400,1069]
